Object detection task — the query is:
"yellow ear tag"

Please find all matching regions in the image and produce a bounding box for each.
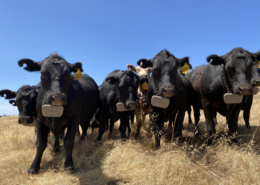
[182,63,190,74]
[258,61,260,68]
[74,69,82,80]
[142,81,148,90]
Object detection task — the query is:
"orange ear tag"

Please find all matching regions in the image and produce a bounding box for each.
[74,69,82,80]
[142,81,148,90]
[182,63,190,74]
[258,61,260,68]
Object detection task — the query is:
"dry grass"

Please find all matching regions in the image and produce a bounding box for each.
[1,95,260,185]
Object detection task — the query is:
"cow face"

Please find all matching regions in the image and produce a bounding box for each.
[0,86,38,125]
[137,50,190,98]
[106,70,140,110]
[251,51,260,86]
[127,64,152,93]
[18,53,83,106]
[207,48,260,95]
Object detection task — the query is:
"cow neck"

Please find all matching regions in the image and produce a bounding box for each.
[221,64,232,93]
[221,64,235,112]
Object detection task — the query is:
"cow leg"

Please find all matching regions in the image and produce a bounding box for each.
[168,112,176,130]
[127,121,131,134]
[96,108,107,141]
[227,104,242,143]
[28,119,49,174]
[193,104,201,136]
[135,109,143,137]
[187,106,192,124]
[153,115,164,148]
[202,100,216,146]
[243,96,253,129]
[130,111,135,126]
[64,122,79,170]
[119,112,129,139]
[174,107,185,138]
[80,122,89,141]
[53,134,61,153]
[59,129,65,140]
[109,119,114,134]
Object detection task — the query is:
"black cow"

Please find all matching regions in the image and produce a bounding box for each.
[190,63,260,130]
[0,85,39,125]
[18,53,99,173]
[168,62,201,136]
[200,48,260,146]
[0,84,69,151]
[138,49,190,148]
[96,70,141,141]
[241,62,260,129]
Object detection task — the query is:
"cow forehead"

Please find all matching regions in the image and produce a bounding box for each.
[41,60,70,73]
[153,59,178,69]
[135,66,148,75]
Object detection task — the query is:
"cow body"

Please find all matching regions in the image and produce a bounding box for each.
[138,50,189,148]
[96,70,141,141]
[18,53,99,173]
[200,48,260,145]
[126,64,151,136]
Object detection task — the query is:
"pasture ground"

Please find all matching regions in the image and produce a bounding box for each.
[1,95,260,185]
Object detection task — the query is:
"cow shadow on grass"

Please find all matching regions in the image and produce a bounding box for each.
[30,121,260,184]
[31,130,128,185]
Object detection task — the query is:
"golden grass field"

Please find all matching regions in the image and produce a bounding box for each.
[1,95,260,185]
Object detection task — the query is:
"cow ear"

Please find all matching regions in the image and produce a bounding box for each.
[0,90,17,99]
[137,59,153,68]
[106,76,119,84]
[178,57,191,68]
[18,59,41,72]
[126,64,137,73]
[253,50,260,61]
[32,86,39,93]
[69,62,83,73]
[206,55,225,65]
[9,100,17,106]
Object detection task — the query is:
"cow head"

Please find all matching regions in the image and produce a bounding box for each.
[127,64,152,93]
[106,70,141,110]
[18,53,83,106]
[251,50,260,86]
[0,85,39,125]
[137,50,190,98]
[207,48,260,95]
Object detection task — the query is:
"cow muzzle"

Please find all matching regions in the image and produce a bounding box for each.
[18,116,32,124]
[237,85,253,95]
[49,93,67,105]
[126,102,137,110]
[162,86,175,98]
[253,79,260,87]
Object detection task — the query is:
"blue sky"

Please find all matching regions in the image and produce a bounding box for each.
[0,0,259,115]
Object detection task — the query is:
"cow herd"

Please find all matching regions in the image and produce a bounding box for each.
[0,47,260,174]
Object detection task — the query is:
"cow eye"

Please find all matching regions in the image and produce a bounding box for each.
[227,68,235,75]
[41,74,49,79]
[153,69,161,75]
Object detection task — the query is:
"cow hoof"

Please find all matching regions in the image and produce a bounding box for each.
[231,138,238,143]
[28,168,38,174]
[80,135,86,141]
[247,126,251,130]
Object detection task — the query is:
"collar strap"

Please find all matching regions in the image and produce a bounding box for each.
[115,80,122,102]
[221,64,232,93]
